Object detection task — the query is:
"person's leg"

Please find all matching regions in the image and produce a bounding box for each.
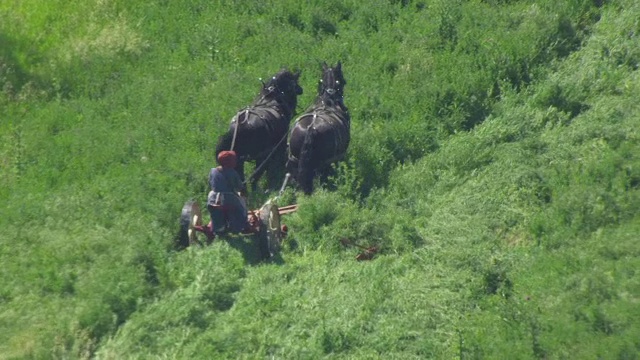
[228,196,249,233]
[208,206,226,234]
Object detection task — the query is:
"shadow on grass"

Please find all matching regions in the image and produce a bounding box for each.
[172,218,287,265]
[223,234,286,266]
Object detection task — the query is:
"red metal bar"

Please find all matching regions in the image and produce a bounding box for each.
[193,222,215,242]
[277,204,298,215]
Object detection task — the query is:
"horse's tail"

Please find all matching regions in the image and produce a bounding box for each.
[297,127,317,195]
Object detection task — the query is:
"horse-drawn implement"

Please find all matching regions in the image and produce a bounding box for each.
[179,198,297,259]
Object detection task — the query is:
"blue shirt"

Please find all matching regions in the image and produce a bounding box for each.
[209,167,243,193]
[207,167,248,233]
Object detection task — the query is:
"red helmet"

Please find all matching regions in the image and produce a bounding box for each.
[217,150,237,169]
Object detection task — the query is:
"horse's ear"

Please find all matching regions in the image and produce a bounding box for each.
[294,69,301,79]
[336,61,342,71]
[322,61,328,71]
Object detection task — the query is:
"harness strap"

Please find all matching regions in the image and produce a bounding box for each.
[230,109,245,151]
[232,106,281,123]
[229,105,284,157]
[287,150,345,168]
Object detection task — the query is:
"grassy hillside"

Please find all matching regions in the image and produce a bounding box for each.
[1,0,639,358]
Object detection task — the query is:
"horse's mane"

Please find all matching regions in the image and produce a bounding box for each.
[312,92,346,110]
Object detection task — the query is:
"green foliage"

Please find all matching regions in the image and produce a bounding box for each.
[1,0,639,358]
[96,244,246,357]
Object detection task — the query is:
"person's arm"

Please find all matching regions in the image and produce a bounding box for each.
[208,168,215,190]
[231,170,246,195]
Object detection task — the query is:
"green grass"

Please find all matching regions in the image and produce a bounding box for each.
[1,0,639,358]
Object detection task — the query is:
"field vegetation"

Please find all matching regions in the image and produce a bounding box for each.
[1,0,639,358]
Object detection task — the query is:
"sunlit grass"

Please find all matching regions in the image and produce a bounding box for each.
[1,0,639,358]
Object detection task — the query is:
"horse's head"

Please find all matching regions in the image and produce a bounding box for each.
[318,61,346,100]
[261,69,303,105]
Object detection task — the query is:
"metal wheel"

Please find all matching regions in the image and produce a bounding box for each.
[257,202,282,258]
[179,201,204,247]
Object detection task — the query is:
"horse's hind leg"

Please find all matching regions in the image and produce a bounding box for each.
[318,163,338,190]
[237,159,248,193]
[249,159,264,193]
[265,145,287,191]
[236,159,246,183]
[249,156,275,193]
[285,156,297,179]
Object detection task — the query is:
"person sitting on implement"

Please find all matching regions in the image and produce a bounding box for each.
[207,150,248,234]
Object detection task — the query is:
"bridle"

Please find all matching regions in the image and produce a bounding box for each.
[319,68,345,102]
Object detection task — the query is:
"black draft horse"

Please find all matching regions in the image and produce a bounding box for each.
[216,69,303,191]
[287,61,350,195]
